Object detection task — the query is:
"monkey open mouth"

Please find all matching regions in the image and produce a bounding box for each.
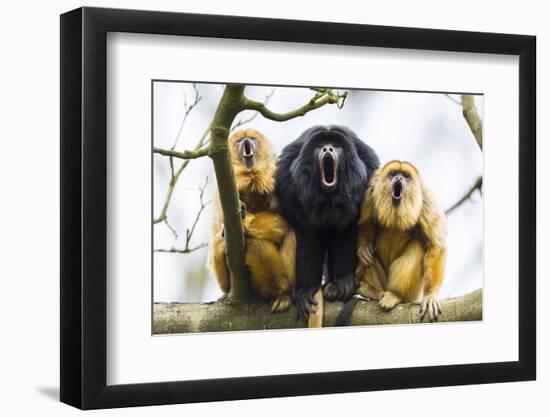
[241,138,255,167]
[320,153,338,191]
[392,178,403,202]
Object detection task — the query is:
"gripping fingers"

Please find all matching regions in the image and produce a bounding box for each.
[357,244,376,267]
[294,288,318,321]
[420,297,442,322]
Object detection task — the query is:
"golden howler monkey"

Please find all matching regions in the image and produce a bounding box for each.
[355,160,447,321]
[208,129,296,312]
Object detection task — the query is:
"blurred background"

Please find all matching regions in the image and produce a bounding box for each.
[153,82,483,303]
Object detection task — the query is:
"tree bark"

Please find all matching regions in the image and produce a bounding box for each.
[208,85,252,300]
[461,95,483,150]
[153,289,482,334]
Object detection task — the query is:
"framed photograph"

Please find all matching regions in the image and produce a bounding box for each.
[60,6,536,409]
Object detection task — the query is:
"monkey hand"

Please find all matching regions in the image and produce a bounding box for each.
[323,273,358,302]
[293,286,319,321]
[420,294,442,322]
[357,243,376,267]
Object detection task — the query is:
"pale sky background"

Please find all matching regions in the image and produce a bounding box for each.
[153,82,483,303]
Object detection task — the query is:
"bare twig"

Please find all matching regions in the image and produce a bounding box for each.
[462,95,483,150]
[153,146,209,160]
[154,177,211,254]
[445,94,462,105]
[446,176,483,214]
[154,243,208,254]
[241,88,347,122]
[153,126,210,224]
[163,218,178,239]
[172,84,202,150]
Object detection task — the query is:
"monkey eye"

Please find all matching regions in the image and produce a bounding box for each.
[236,137,258,144]
[402,172,410,178]
[388,170,397,178]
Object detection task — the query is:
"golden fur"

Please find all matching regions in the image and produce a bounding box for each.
[356,160,447,320]
[208,129,296,312]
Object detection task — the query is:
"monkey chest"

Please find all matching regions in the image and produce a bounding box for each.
[375,230,414,269]
[240,190,271,213]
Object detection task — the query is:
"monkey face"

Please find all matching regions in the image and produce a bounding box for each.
[235,136,258,168]
[369,161,424,231]
[315,143,342,192]
[388,169,411,205]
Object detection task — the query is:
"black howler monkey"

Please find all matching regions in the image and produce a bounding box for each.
[275,126,379,319]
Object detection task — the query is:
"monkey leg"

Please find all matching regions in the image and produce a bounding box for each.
[357,259,387,300]
[324,224,360,302]
[245,238,293,312]
[210,233,231,294]
[242,211,288,244]
[294,228,324,320]
[380,240,424,310]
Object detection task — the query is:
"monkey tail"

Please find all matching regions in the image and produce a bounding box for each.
[334,295,369,326]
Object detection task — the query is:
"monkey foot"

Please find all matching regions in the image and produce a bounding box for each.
[271,294,292,313]
[323,274,358,302]
[420,295,442,322]
[293,287,319,321]
[379,291,401,310]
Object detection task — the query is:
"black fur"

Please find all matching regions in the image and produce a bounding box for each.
[275,126,379,320]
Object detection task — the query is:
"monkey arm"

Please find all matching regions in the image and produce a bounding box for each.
[422,246,446,297]
[356,219,377,272]
[209,232,231,294]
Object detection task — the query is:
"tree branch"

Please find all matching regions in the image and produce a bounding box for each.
[153,146,209,160]
[153,126,210,224]
[230,88,275,132]
[154,177,211,253]
[446,176,483,214]
[153,289,482,333]
[208,85,251,300]
[154,242,208,254]
[241,88,347,122]
[462,95,483,150]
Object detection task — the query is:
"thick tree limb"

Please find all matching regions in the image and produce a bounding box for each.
[208,85,252,300]
[446,176,483,214]
[462,95,483,150]
[153,289,482,334]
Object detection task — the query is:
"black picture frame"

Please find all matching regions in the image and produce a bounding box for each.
[60,6,536,410]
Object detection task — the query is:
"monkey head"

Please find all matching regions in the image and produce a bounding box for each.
[314,142,343,192]
[369,160,424,231]
[229,129,274,170]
